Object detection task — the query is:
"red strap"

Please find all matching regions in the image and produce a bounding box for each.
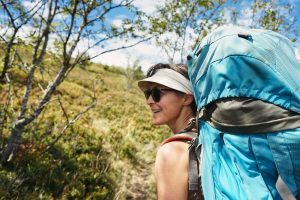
[161,135,193,145]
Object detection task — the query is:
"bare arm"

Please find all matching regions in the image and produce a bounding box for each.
[155,141,189,200]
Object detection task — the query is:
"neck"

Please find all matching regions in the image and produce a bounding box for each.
[169,109,195,134]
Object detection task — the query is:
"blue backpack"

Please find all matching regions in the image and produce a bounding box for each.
[187,25,300,200]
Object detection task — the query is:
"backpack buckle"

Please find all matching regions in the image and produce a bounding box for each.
[189,137,198,150]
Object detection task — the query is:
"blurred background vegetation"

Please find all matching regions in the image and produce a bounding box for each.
[0,48,170,199]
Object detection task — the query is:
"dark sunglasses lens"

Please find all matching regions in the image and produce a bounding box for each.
[143,88,161,102]
[152,88,161,102]
[144,89,151,99]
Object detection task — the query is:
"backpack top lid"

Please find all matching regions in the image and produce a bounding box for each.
[187,25,300,113]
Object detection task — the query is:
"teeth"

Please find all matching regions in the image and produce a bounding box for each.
[152,110,160,113]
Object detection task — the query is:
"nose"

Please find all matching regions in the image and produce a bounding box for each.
[146,95,155,105]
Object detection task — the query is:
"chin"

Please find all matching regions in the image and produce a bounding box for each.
[152,118,165,125]
[152,121,160,125]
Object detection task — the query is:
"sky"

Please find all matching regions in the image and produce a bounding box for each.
[92,1,168,72]
[92,0,300,72]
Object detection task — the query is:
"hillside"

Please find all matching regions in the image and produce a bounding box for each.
[0,61,171,199]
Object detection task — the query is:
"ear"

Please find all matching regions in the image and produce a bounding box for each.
[182,94,194,106]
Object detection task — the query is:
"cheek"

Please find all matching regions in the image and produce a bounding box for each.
[161,96,184,115]
[166,105,182,119]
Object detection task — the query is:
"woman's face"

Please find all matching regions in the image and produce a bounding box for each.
[145,83,185,127]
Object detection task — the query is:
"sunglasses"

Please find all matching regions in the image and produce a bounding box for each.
[143,87,178,102]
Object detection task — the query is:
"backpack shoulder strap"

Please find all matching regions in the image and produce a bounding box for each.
[188,135,204,200]
[161,132,197,145]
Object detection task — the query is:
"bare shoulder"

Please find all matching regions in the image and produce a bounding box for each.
[157,141,189,162]
[154,141,189,199]
[155,141,189,174]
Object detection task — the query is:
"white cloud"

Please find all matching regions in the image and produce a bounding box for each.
[91,38,168,72]
[22,0,37,9]
[110,19,123,28]
[236,9,256,27]
[222,5,255,27]
[133,0,166,14]
[110,14,128,28]
[23,0,49,19]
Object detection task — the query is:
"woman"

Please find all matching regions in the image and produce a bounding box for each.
[138,63,198,200]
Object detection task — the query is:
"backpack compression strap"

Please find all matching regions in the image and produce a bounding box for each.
[162,132,204,200]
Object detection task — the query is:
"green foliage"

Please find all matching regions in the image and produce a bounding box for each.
[0,114,116,199]
[101,64,125,75]
[123,59,145,91]
[0,56,168,199]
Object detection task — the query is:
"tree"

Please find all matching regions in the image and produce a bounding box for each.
[147,0,227,64]
[0,0,149,164]
[0,0,42,81]
[124,57,144,90]
[228,0,298,41]
[147,0,299,64]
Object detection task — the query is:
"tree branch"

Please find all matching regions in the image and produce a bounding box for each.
[58,96,70,123]
[88,35,155,60]
[39,100,96,156]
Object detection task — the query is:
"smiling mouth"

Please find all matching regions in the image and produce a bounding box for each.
[152,110,160,114]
